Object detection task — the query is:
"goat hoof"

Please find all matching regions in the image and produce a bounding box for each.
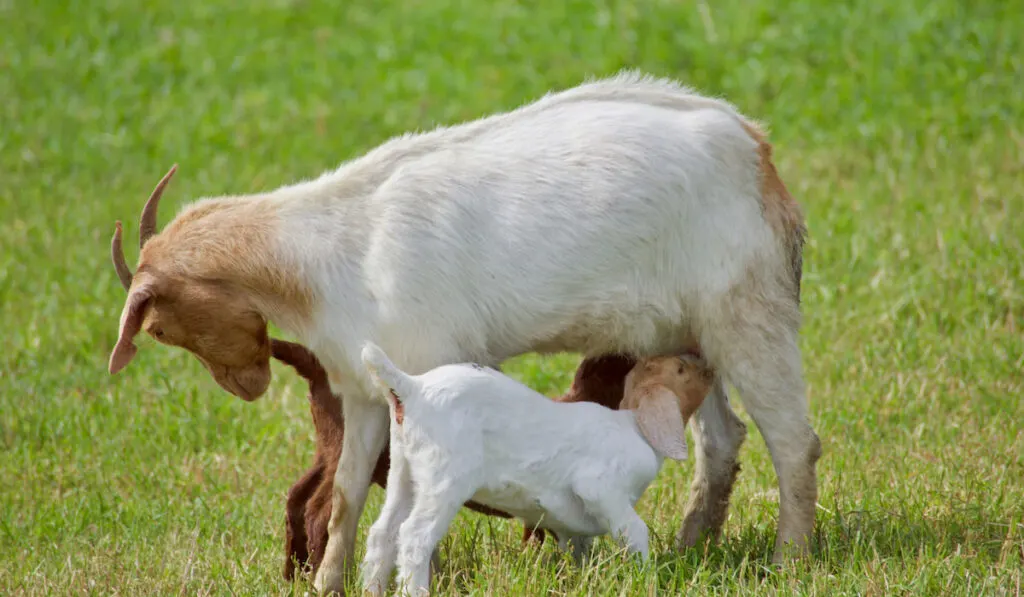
[312,566,346,596]
[770,539,812,566]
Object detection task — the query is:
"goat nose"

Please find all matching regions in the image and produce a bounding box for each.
[234,365,271,401]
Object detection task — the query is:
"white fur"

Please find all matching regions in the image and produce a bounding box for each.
[359,342,668,596]
[192,71,818,591]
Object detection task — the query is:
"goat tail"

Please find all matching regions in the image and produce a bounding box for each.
[360,342,418,402]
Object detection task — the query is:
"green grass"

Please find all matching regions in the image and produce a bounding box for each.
[2,0,1022,594]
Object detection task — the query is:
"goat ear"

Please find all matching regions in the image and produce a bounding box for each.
[109,287,153,374]
[634,385,688,461]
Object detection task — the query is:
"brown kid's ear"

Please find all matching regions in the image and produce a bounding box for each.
[109,287,153,374]
[634,386,689,461]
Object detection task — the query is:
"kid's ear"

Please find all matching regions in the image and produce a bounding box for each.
[634,386,688,461]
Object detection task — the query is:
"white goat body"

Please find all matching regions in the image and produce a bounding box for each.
[283,75,781,385]
[367,344,661,539]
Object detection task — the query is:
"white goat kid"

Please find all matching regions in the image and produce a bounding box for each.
[359,342,714,596]
[107,71,819,595]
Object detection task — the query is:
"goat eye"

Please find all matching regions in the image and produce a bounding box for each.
[153,328,166,339]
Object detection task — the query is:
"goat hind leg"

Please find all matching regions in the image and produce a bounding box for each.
[706,306,821,564]
[361,436,414,596]
[283,464,323,580]
[675,378,747,550]
[395,490,471,596]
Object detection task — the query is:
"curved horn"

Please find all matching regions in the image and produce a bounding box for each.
[139,164,178,249]
[111,221,133,291]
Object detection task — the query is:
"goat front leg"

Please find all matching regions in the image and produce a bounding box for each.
[314,397,390,595]
[557,535,594,565]
[599,506,649,560]
[603,506,649,560]
[676,377,747,549]
[575,480,649,560]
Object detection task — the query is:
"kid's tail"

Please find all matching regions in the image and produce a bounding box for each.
[361,342,418,402]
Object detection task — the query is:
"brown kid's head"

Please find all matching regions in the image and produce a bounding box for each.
[555,354,637,409]
[620,354,715,461]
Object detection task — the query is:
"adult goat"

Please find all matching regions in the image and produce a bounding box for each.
[107,71,818,594]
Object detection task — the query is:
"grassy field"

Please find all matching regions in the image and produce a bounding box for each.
[2,0,1022,594]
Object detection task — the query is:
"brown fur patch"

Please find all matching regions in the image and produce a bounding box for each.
[142,197,314,315]
[741,122,807,303]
